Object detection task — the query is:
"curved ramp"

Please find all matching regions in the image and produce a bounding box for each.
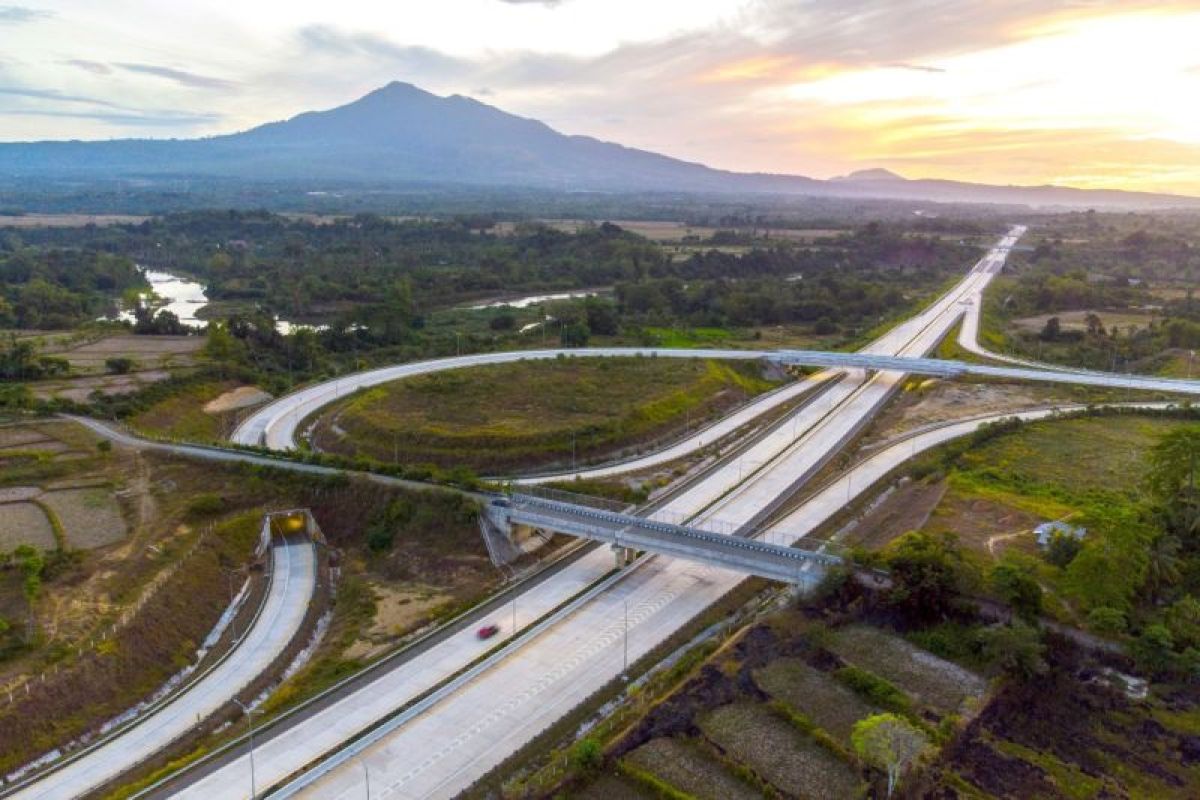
[6,539,316,800]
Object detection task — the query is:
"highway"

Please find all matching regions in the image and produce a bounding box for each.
[165,228,1028,799]
[7,538,315,800]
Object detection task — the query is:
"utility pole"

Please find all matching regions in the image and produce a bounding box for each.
[233,699,259,799]
[511,598,517,638]
[622,599,629,680]
[357,755,371,800]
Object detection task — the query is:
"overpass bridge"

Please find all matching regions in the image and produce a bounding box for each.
[766,350,1200,395]
[481,493,841,586]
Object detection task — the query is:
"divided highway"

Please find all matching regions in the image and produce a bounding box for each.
[172,227,1039,799]
[7,538,315,800]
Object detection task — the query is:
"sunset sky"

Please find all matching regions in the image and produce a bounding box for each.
[3,0,1200,194]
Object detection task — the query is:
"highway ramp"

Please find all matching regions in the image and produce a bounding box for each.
[7,539,315,800]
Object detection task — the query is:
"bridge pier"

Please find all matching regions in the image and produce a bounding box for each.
[611,544,635,568]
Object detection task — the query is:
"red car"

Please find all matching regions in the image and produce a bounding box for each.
[477,623,501,640]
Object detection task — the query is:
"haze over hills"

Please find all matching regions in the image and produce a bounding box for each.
[2,81,1196,210]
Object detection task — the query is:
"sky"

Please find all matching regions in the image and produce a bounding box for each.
[3,0,1200,194]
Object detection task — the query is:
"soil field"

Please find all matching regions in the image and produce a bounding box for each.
[0,502,56,550]
[701,702,861,799]
[131,380,267,442]
[41,487,128,549]
[46,334,203,372]
[1011,309,1158,333]
[310,357,781,473]
[830,626,988,715]
[0,214,149,228]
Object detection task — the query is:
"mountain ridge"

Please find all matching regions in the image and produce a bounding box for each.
[1,81,1195,209]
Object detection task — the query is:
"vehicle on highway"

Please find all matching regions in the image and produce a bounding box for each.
[477,623,501,640]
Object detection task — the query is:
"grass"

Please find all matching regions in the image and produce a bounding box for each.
[129,379,241,442]
[699,702,862,799]
[754,658,879,743]
[313,357,781,473]
[830,626,987,716]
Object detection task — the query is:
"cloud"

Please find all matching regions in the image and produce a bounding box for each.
[62,59,112,75]
[887,63,946,73]
[115,62,237,89]
[0,85,122,108]
[0,5,52,25]
[1,107,220,126]
[296,25,469,77]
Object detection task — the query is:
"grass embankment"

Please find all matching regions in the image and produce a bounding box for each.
[540,607,984,800]
[0,513,258,776]
[311,357,781,473]
[129,379,264,442]
[911,413,1182,626]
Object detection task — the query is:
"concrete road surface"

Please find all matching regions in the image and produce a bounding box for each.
[176,229,1025,800]
[8,540,315,800]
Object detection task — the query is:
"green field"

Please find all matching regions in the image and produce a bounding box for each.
[310,356,781,473]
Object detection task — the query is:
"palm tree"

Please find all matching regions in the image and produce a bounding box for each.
[1145,534,1182,603]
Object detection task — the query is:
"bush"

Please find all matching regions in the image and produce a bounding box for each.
[185,493,225,519]
[105,357,135,375]
[835,666,911,712]
[569,737,603,772]
[1086,606,1127,635]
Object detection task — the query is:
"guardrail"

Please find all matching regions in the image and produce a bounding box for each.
[0,537,288,799]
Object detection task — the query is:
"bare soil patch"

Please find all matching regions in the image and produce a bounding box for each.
[41,487,128,549]
[202,385,272,414]
[0,502,55,550]
[624,737,761,800]
[30,370,171,402]
[754,657,879,744]
[700,702,861,799]
[842,479,948,551]
[924,488,1048,556]
[0,214,148,228]
[343,582,452,661]
[830,626,987,715]
[51,335,202,372]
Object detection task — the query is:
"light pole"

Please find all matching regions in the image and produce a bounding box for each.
[357,755,371,800]
[233,699,259,799]
[622,599,629,680]
[511,598,517,639]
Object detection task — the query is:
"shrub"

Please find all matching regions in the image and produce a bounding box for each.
[105,357,135,375]
[836,666,911,713]
[569,737,603,772]
[1086,606,1126,635]
[185,493,225,519]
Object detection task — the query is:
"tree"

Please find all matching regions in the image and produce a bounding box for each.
[1131,624,1176,675]
[1039,316,1062,341]
[977,622,1046,679]
[884,532,975,623]
[851,713,930,798]
[990,562,1043,622]
[560,321,590,348]
[1143,534,1182,602]
[105,356,134,375]
[1146,426,1200,503]
[1043,531,1083,568]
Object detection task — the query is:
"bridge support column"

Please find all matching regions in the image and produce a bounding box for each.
[611,544,635,568]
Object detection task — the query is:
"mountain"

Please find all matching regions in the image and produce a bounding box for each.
[1,81,1196,209]
[833,168,906,182]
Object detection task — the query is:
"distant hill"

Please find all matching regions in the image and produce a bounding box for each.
[1,81,1196,209]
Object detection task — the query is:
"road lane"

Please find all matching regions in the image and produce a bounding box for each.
[9,539,315,800]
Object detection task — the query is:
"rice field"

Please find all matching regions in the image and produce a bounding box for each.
[829,626,987,715]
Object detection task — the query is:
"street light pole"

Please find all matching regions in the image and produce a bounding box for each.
[622,599,629,680]
[233,699,258,799]
[357,755,371,800]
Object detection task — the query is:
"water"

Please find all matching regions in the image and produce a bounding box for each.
[116,269,209,327]
[111,267,316,334]
[467,289,601,310]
